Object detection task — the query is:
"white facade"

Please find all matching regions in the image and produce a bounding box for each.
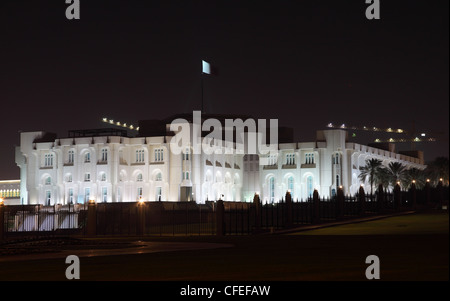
[16,126,425,205]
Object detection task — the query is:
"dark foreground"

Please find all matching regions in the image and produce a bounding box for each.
[0,212,448,281]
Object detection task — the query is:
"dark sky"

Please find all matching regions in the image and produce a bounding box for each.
[1,0,448,179]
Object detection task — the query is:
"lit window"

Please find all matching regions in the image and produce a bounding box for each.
[68,188,73,204]
[307,176,314,198]
[102,187,107,203]
[84,173,90,182]
[137,187,143,199]
[183,171,190,180]
[45,176,52,185]
[84,152,90,163]
[286,153,295,165]
[269,177,275,203]
[183,148,190,161]
[288,176,294,196]
[101,173,106,181]
[155,173,162,181]
[84,188,90,203]
[46,190,51,206]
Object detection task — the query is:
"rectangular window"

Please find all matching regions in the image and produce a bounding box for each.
[46,190,51,206]
[156,187,162,202]
[101,149,108,162]
[154,149,163,162]
[44,154,53,167]
[85,152,90,163]
[136,149,144,163]
[102,187,107,203]
[68,150,74,164]
[183,171,190,180]
[137,187,143,200]
[286,153,295,165]
[84,173,90,182]
[85,188,90,203]
[68,188,73,204]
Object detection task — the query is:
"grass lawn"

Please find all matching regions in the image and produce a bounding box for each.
[289,212,449,235]
[0,212,448,282]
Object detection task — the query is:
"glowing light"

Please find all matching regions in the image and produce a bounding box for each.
[426,179,430,182]
[109,119,114,124]
[414,137,420,142]
[327,123,333,128]
[389,138,394,142]
[116,121,121,126]
[397,129,403,133]
[340,124,346,128]
[397,181,401,185]
[374,138,381,142]
[440,178,443,182]
[412,180,416,184]
[102,118,107,122]
[138,198,145,205]
[88,198,96,204]
[0,197,4,205]
[387,128,393,132]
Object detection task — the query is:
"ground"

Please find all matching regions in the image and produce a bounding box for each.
[0,212,448,282]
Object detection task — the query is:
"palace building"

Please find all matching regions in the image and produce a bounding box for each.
[15,114,426,205]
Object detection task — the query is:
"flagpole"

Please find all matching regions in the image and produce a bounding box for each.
[201,74,204,113]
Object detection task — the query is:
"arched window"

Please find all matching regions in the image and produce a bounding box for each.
[336,175,340,187]
[137,173,143,182]
[269,177,275,203]
[84,152,91,163]
[307,176,313,198]
[45,176,52,185]
[155,172,162,181]
[101,173,107,181]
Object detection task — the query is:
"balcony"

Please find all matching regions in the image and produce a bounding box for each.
[300,163,316,168]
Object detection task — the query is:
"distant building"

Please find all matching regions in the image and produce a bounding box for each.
[0,179,21,205]
[15,114,425,205]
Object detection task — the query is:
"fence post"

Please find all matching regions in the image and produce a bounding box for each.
[285,191,293,228]
[0,201,5,242]
[358,186,365,215]
[87,200,97,237]
[437,179,444,209]
[337,187,344,219]
[410,182,417,210]
[424,180,431,205]
[394,183,402,211]
[252,193,261,233]
[137,201,146,236]
[216,199,225,236]
[376,184,384,213]
[313,189,320,224]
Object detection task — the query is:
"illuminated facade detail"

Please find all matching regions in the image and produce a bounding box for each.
[16,121,425,205]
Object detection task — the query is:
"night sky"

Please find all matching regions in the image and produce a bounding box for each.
[1,0,448,180]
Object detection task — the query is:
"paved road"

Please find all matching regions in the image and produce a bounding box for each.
[0,241,233,262]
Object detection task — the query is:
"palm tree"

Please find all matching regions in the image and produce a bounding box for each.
[425,157,449,185]
[384,162,408,188]
[377,166,391,190]
[359,158,383,196]
[404,167,427,189]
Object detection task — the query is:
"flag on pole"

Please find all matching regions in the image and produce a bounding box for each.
[202,60,218,75]
[202,60,211,75]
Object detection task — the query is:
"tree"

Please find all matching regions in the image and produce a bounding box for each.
[359,158,383,197]
[404,167,427,189]
[384,162,408,188]
[425,157,449,186]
